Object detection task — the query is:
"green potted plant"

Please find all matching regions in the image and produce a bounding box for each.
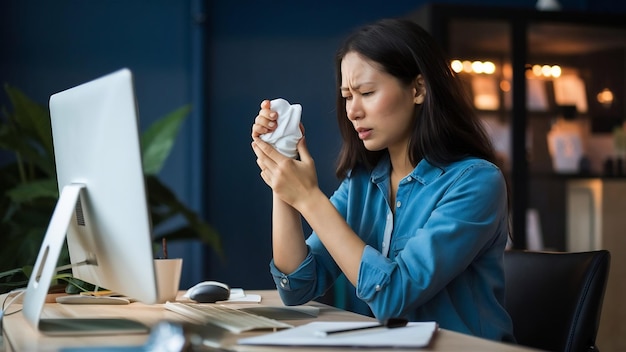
[0,85,221,294]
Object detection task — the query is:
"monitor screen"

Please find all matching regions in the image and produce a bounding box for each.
[22,69,158,330]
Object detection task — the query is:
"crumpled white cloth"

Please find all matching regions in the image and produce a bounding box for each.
[260,98,303,158]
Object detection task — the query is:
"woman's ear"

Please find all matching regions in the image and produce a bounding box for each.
[413,74,426,105]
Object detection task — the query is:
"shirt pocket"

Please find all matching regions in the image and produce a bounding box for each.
[390,234,412,260]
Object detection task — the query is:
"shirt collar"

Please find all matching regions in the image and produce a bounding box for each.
[370,153,444,185]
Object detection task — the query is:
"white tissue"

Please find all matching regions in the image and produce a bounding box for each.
[261,98,303,158]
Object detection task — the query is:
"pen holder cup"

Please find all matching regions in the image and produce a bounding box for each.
[154,258,183,303]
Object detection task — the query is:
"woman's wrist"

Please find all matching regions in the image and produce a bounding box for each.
[293,187,326,217]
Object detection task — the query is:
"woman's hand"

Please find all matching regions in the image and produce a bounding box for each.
[252,135,319,209]
[251,99,277,140]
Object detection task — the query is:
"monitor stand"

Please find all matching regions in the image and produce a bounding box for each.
[22,183,149,336]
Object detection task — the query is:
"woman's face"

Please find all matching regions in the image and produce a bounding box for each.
[340,51,418,154]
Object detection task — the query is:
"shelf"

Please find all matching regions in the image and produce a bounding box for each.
[531,173,626,180]
[412,3,626,251]
[412,6,626,348]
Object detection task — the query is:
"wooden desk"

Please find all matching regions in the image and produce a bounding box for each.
[2,290,535,351]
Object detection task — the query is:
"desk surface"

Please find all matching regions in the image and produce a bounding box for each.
[2,290,535,352]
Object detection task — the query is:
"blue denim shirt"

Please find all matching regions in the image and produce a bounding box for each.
[269,155,515,342]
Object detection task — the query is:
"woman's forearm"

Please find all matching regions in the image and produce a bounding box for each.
[295,189,366,286]
[271,192,308,274]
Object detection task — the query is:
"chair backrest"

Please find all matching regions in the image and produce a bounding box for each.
[503,250,610,352]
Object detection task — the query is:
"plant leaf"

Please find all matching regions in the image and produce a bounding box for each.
[57,275,97,293]
[3,85,55,164]
[0,266,31,293]
[0,267,24,280]
[146,175,223,257]
[141,105,191,175]
[1,87,221,290]
[6,178,58,202]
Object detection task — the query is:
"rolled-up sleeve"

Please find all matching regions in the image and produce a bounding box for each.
[357,245,396,300]
[269,249,318,306]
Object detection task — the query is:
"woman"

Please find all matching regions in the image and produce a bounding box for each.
[251,18,514,342]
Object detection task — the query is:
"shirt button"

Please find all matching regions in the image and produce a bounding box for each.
[280,278,288,288]
[375,284,381,291]
[382,242,386,248]
[396,201,402,208]
[407,176,413,182]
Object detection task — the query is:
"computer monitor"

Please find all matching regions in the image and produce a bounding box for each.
[22,68,158,333]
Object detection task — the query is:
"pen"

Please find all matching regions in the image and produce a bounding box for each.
[314,317,408,337]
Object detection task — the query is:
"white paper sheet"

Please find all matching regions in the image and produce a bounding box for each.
[217,288,261,303]
[238,321,438,348]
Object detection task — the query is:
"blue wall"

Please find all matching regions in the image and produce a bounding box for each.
[1,0,624,291]
[0,0,205,287]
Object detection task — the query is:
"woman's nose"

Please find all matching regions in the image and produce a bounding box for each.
[346,97,363,121]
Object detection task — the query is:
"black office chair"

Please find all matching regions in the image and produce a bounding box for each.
[503,250,610,352]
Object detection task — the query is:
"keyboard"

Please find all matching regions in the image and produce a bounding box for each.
[164,302,293,334]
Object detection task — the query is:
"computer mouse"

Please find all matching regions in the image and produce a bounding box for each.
[185,281,230,303]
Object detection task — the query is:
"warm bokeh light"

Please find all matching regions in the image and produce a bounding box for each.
[471,61,484,74]
[597,88,614,106]
[530,64,561,78]
[451,60,562,78]
[462,60,473,73]
[501,63,512,79]
[450,60,496,75]
[500,80,511,92]
[482,61,496,74]
[451,60,463,73]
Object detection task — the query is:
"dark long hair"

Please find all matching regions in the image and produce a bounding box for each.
[334,18,497,179]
